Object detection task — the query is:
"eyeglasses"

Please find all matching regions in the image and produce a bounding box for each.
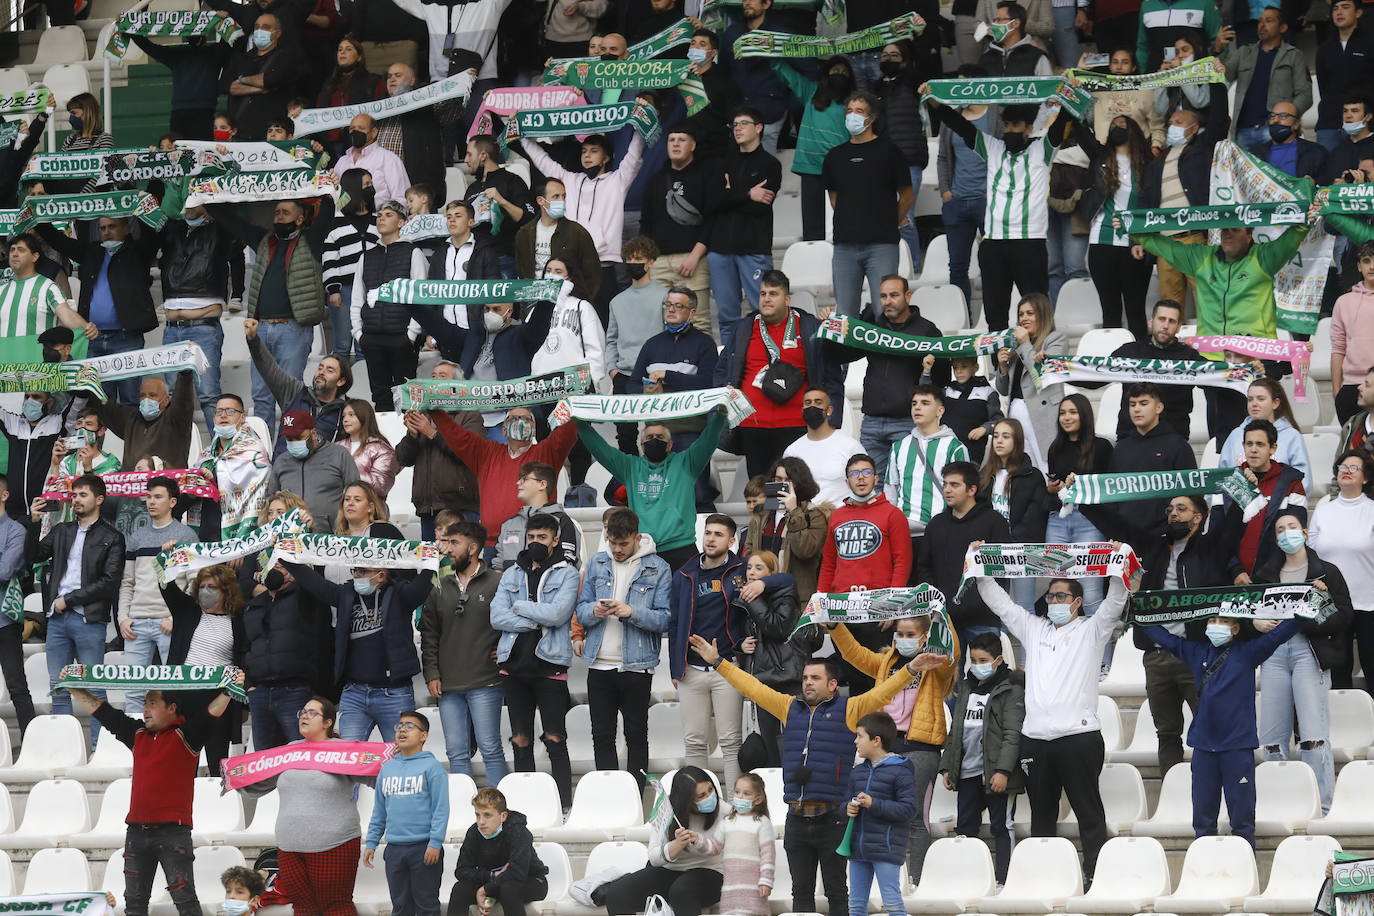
[1339,464,1364,473]
[395,722,422,733]
[297,709,322,720]
[731,119,758,128]
[846,468,875,479]
[213,407,243,417]
[1266,111,1298,123]
[1045,592,1076,603]
[878,52,902,60]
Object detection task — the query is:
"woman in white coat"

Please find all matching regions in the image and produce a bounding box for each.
[994,293,1066,469]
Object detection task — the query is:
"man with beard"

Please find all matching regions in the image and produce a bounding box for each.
[246,317,354,456]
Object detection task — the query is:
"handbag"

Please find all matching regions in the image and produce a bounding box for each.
[756,311,805,404]
[643,894,676,916]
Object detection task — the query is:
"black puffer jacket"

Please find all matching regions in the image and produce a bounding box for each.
[454,811,548,888]
[875,70,928,168]
[1254,545,1355,671]
[160,218,237,301]
[242,581,333,687]
[734,573,821,689]
[994,461,1051,544]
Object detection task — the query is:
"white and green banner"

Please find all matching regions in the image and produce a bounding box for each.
[398,213,447,242]
[0,362,104,401]
[100,148,231,185]
[1128,583,1336,626]
[157,509,304,584]
[550,387,755,428]
[0,892,111,916]
[396,365,591,411]
[375,277,562,305]
[796,586,957,656]
[183,168,338,206]
[13,190,167,233]
[1064,56,1225,92]
[176,139,321,172]
[504,99,662,146]
[1119,200,1307,233]
[195,423,273,539]
[0,87,51,116]
[265,533,441,573]
[924,75,1065,106]
[1059,468,1265,521]
[1030,353,1261,392]
[957,542,1143,598]
[105,9,244,60]
[57,663,247,702]
[816,314,1015,357]
[543,18,695,82]
[73,342,208,382]
[22,148,148,183]
[291,72,475,138]
[0,576,23,623]
[732,13,922,58]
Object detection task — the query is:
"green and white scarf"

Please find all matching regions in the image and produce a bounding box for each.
[184,168,338,206]
[176,139,322,172]
[376,277,562,305]
[23,148,149,182]
[504,99,662,147]
[1128,583,1336,626]
[1,576,23,622]
[292,72,475,138]
[105,10,244,60]
[265,533,441,572]
[543,18,696,82]
[1317,183,1374,215]
[1064,56,1226,92]
[196,423,273,539]
[1059,467,1265,521]
[0,362,104,401]
[57,663,247,702]
[157,509,305,584]
[100,148,231,186]
[399,213,447,242]
[0,87,50,116]
[556,60,709,116]
[0,892,112,916]
[13,190,167,233]
[72,342,210,382]
[1333,853,1374,897]
[732,13,922,59]
[957,542,1143,598]
[550,386,755,428]
[816,315,1015,357]
[397,365,591,411]
[1030,353,1261,392]
[924,75,1065,106]
[1119,200,1308,233]
[795,586,957,656]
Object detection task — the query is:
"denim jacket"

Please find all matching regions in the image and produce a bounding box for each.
[574,544,672,671]
[490,559,579,668]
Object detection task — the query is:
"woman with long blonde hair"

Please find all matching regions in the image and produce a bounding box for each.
[993,293,1067,468]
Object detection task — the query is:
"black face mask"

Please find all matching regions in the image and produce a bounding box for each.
[41,346,60,363]
[272,221,298,239]
[624,262,647,281]
[349,130,368,149]
[879,60,901,77]
[643,439,669,462]
[826,72,852,95]
[1165,520,1193,542]
[263,568,286,591]
[1002,132,1029,153]
[802,405,827,430]
[1268,123,1294,144]
[524,542,551,564]
[1107,125,1129,147]
[354,186,376,214]
[600,53,619,61]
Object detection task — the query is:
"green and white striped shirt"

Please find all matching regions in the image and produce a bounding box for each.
[884,428,969,536]
[0,273,67,338]
[1089,151,1140,247]
[975,133,1054,241]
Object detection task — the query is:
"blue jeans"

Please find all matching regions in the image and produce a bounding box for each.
[385,841,443,916]
[1235,125,1270,150]
[848,49,882,92]
[860,414,914,481]
[1318,128,1348,152]
[833,242,899,317]
[848,859,903,916]
[707,252,771,352]
[900,166,924,273]
[1051,4,1080,68]
[88,330,144,406]
[1259,635,1335,813]
[248,683,314,751]
[161,321,223,431]
[762,118,784,155]
[942,196,984,307]
[339,683,416,742]
[251,320,314,433]
[1046,210,1088,303]
[438,685,509,784]
[329,285,356,362]
[121,617,172,715]
[1044,509,1106,616]
[47,611,106,742]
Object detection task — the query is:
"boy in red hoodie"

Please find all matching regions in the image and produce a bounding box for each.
[818,452,912,594]
[67,668,243,916]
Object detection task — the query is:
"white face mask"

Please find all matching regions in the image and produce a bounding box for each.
[483,311,506,333]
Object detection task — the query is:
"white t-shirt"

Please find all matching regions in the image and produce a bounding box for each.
[783,430,863,508]
[534,221,556,278]
[992,468,1010,520]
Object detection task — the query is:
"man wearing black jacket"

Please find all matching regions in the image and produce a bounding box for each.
[1100,300,1201,440]
[37,217,160,407]
[430,200,503,330]
[719,0,802,152]
[375,63,445,198]
[1316,0,1374,152]
[641,127,713,334]
[1099,383,1197,544]
[917,461,1010,650]
[827,275,949,478]
[677,29,739,159]
[1246,102,1328,181]
[28,474,124,740]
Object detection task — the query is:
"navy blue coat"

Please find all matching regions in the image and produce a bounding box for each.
[411,299,555,381]
[847,754,918,864]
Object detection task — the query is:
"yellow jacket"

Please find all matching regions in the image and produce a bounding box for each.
[714,656,917,732]
[831,624,959,747]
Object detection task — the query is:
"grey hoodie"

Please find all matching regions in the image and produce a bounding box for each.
[494,503,582,571]
[268,440,362,532]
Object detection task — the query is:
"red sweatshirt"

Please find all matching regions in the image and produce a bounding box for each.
[817,494,913,593]
[93,703,206,825]
[432,412,579,545]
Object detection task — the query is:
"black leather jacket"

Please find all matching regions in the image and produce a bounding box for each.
[734,574,822,690]
[32,517,125,624]
[160,218,237,301]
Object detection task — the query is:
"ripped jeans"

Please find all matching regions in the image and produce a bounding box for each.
[123,823,199,916]
[1259,634,1334,813]
[504,674,572,808]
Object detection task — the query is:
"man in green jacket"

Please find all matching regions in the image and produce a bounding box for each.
[577,406,727,571]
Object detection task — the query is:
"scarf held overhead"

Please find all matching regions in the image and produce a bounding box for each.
[196,424,272,540]
[1058,467,1265,521]
[794,587,958,657]
[0,362,104,401]
[542,18,695,82]
[156,509,305,584]
[555,60,709,116]
[100,149,232,186]
[1030,353,1261,391]
[72,341,210,382]
[264,533,441,572]
[1064,56,1226,92]
[375,277,562,305]
[57,663,247,702]
[957,542,1142,598]
[1186,334,1313,400]
[104,9,244,60]
[1127,582,1336,625]
[1119,201,1308,233]
[731,12,923,58]
[503,99,662,147]
[550,387,756,428]
[470,86,587,141]
[13,190,168,233]
[22,148,149,182]
[184,169,338,206]
[398,365,591,411]
[291,72,475,137]
[221,740,396,791]
[44,468,219,502]
[816,315,1016,357]
[176,139,321,172]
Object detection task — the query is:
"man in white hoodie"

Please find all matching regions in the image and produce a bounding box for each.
[884,384,969,573]
[574,507,671,790]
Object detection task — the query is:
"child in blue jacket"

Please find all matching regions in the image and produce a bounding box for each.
[363,709,450,916]
[1140,615,1300,847]
[845,711,918,916]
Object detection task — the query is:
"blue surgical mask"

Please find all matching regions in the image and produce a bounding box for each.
[1166,124,1188,146]
[844,112,868,136]
[252,28,272,49]
[100,239,123,252]
[546,200,566,219]
[21,398,42,421]
[1206,623,1233,646]
[353,575,378,596]
[731,797,754,814]
[221,902,251,916]
[695,794,717,814]
[185,215,206,228]
[687,47,709,64]
[213,423,237,440]
[665,318,691,333]
[1277,529,1306,555]
[1345,120,1367,136]
[480,825,503,839]
[139,397,161,420]
[893,637,921,656]
[1047,605,1073,626]
[970,661,996,681]
[286,439,310,459]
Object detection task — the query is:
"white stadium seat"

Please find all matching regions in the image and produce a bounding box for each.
[915,235,951,286]
[780,241,834,302]
[40,64,92,110]
[1134,762,1220,838]
[191,776,246,844]
[23,654,52,714]
[1244,834,1341,913]
[33,26,88,67]
[1109,699,1192,768]
[0,785,12,835]
[556,841,648,916]
[1065,836,1171,913]
[1077,328,1134,358]
[544,770,643,843]
[1056,277,1103,334]
[982,836,1082,913]
[1329,689,1374,761]
[754,767,785,836]
[70,776,132,849]
[1098,695,1123,752]
[1253,760,1322,836]
[911,284,969,334]
[0,777,90,848]
[1310,760,1374,834]
[445,772,479,842]
[22,847,91,894]
[230,789,280,847]
[647,701,687,772]
[149,846,247,916]
[905,836,996,913]
[498,772,564,837]
[69,727,134,781]
[0,850,13,895]
[533,842,572,914]
[103,853,169,911]
[1154,835,1259,913]
[1100,638,1147,700]
[1061,762,1147,837]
